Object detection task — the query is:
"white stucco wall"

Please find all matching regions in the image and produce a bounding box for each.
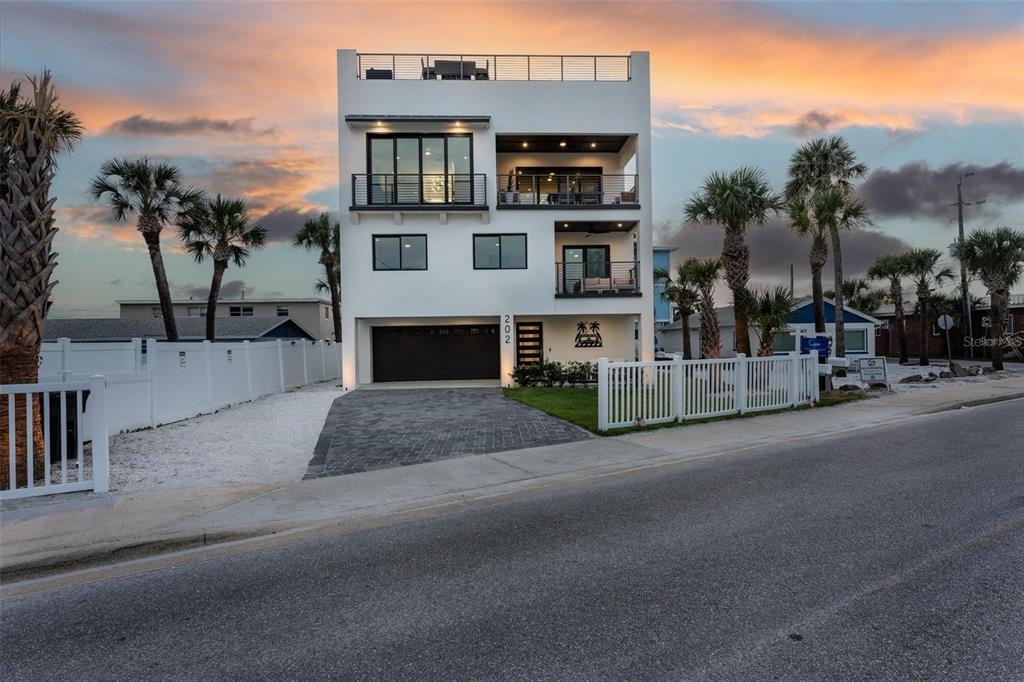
[337,50,655,388]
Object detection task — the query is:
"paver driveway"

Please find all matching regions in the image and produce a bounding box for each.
[305,388,593,478]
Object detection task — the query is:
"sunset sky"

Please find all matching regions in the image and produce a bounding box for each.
[3,0,1022,316]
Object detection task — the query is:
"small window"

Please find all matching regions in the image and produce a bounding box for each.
[230,306,253,317]
[276,306,289,317]
[844,329,867,352]
[151,307,162,318]
[373,235,427,270]
[187,306,206,318]
[474,234,527,269]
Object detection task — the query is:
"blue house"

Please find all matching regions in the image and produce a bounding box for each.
[653,246,676,324]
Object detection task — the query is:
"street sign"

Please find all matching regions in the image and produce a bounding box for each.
[936,314,954,331]
[858,356,888,384]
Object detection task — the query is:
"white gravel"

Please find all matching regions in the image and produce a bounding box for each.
[834,359,1024,393]
[107,381,343,493]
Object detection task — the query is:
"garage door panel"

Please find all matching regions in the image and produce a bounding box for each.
[372,325,499,382]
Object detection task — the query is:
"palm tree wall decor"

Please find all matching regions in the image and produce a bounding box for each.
[952,226,1024,370]
[684,167,783,356]
[655,265,698,359]
[786,137,869,369]
[1,70,82,488]
[903,248,955,366]
[90,158,202,341]
[176,194,267,341]
[680,257,722,359]
[294,213,342,341]
[868,254,911,364]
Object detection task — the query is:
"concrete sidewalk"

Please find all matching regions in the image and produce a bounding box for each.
[3,376,1023,586]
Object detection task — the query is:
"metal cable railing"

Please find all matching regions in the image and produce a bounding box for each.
[357,54,631,81]
[556,261,640,295]
[498,174,638,207]
[351,173,487,207]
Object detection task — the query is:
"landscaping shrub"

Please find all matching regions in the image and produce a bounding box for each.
[565,361,596,387]
[542,361,566,387]
[511,364,544,387]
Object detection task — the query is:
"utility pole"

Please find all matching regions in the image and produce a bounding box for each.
[789,264,794,297]
[952,174,984,358]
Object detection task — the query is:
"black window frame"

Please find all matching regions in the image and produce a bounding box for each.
[372,234,428,271]
[366,132,475,205]
[473,233,528,270]
[229,305,254,317]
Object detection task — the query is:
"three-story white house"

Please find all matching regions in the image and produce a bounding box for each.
[337,50,655,388]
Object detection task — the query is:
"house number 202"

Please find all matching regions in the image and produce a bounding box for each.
[504,314,512,344]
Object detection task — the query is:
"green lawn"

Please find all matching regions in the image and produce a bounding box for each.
[503,386,870,436]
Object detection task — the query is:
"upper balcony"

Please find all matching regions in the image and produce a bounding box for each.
[496,134,640,210]
[356,54,631,82]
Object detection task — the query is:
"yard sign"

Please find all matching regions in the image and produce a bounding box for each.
[858,356,887,385]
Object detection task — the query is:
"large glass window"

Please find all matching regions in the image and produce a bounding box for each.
[373,235,427,271]
[474,234,526,269]
[366,134,473,205]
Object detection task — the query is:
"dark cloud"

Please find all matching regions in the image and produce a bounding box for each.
[174,279,254,300]
[106,114,275,138]
[789,110,845,136]
[859,161,1024,219]
[655,219,912,296]
[255,206,329,243]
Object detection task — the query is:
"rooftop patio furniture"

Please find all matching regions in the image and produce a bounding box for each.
[365,68,393,80]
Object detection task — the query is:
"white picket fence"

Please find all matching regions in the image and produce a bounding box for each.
[1,376,109,500]
[38,338,342,434]
[598,353,820,431]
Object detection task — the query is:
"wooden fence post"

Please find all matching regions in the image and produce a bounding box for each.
[597,357,609,431]
[789,351,801,406]
[672,354,684,422]
[89,375,109,493]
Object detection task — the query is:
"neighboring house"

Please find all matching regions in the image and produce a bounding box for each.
[118,298,334,339]
[875,293,1023,360]
[653,246,676,324]
[658,297,880,358]
[43,317,316,342]
[338,51,655,387]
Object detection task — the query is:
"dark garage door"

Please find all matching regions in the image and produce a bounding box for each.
[372,325,500,382]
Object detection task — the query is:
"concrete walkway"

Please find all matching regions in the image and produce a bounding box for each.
[3,376,1023,588]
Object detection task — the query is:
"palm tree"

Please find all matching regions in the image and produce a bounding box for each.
[808,188,870,369]
[826,278,886,315]
[868,254,911,364]
[744,287,796,357]
[655,265,699,359]
[952,227,1024,370]
[1,70,82,488]
[684,167,783,356]
[680,257,722,359]
[787,195,828,333]
[176,194,267,341]
[786,137,869,368]
[89,158,201,341]
[294,213,341,341]
[904,248,955,366]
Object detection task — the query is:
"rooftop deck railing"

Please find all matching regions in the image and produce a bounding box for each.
[357,54,631,82]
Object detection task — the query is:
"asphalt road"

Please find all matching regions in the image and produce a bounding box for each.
[3,400,1023,681]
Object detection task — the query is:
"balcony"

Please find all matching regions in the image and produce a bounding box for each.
[498,174,639,209]
[351,173,487,210]
[356,54,631,82]
[556,261,641,297]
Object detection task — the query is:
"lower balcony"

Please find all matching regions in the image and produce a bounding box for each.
[351,173,488,210]
[555,260,641,297]
[498,174,639,209]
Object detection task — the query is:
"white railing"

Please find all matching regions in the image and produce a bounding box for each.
[34,338,342,433]
[1,376,109,500]
[598,353,819,431]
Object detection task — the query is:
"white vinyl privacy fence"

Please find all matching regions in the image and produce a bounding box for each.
[598,353,820,431]
[37,338,342,434]
[1,376,109,500]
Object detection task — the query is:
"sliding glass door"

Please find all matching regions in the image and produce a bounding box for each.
[366,134,473,205]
